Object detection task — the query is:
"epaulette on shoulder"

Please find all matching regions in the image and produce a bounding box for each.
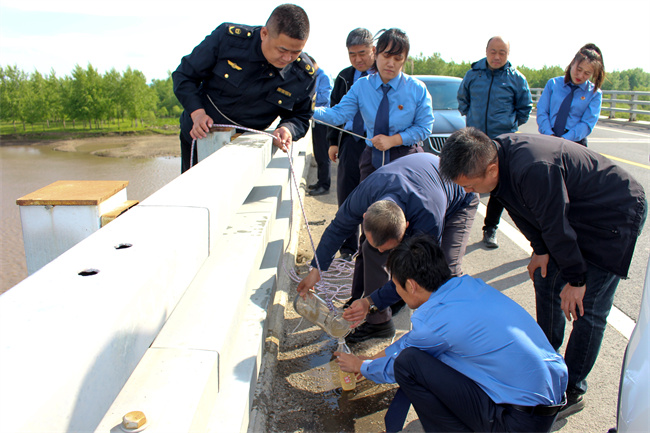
[295,55,315,76]
[226,24,254,39]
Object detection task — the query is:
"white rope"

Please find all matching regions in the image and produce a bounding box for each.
[191,122,354,310]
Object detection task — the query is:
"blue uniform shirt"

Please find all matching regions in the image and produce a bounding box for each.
[536,76,602,142]
[342,68,366,131]
[314,67,333,108]
[362,275,568,406]
[314,72,434,147]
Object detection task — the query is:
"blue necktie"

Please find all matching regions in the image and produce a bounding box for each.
[372,84,391,169]
[352,71,368,141]
[552,83,578,137]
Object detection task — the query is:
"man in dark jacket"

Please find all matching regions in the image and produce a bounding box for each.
[297,152,478,343]
[325,28,376,260]
[457,36,532,248]
[439,127,647,419]
[172,4,316,172]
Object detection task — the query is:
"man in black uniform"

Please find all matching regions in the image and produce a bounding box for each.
[327,28,375,260]
[173,4,316,172]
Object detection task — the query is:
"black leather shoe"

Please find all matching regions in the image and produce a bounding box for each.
[556,390,586,419]
[339,252,354,262]
[307,183,319,190]
[483,228,498,248]
[308,186,329,196]
[345,320,395,343]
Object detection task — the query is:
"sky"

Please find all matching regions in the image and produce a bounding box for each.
[1,0,649,83]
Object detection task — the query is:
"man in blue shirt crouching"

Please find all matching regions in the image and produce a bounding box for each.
[336,234,568,433]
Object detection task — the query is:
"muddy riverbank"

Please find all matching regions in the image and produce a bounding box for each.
[0,134,181,159]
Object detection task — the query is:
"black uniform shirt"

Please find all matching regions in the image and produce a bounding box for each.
[173,22,316,140]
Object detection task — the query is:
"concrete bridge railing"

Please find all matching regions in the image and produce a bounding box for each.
[0,131,307,432]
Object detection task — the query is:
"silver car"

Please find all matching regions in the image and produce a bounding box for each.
[415,75,466,154]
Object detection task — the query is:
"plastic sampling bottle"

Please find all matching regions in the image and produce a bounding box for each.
[293,292,353,339]
[337,338,357,391]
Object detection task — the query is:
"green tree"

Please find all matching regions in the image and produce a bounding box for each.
[25,71,48,129]
[69,64,94,128]
[45,70,64,128]
[103,68,123,127]
[121,67,156,126]
[0,65,29,131]
[150,72,181,119]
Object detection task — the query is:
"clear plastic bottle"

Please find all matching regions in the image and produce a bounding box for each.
[337,338,357,391]
[293,292,353,339]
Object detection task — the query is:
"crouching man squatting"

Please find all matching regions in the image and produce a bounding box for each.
[335,235,568,433]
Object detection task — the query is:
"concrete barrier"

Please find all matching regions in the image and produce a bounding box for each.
[0,131,307,433]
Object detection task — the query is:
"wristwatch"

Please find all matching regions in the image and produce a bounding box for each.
[366,297,379,314]
[569,279,586,287]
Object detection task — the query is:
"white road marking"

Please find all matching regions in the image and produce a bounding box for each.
[477,202,635,339]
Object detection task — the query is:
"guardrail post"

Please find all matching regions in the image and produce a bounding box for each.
[630,93,638,121]
[609,95,616,119]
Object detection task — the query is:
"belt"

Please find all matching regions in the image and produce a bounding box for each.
[508,400,565,417]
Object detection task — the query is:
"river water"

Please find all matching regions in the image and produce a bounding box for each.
[0,144,181,294]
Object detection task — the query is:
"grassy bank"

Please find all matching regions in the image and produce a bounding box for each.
[0,118,179,143]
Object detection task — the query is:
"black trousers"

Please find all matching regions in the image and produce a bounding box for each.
[311,122,331,190]
[336,134,366,255]
[394,348,558,432]
[482,194,504,231]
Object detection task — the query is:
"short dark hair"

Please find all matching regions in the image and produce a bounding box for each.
[363,200,406,247]
[375,28,409,58]
[386,234,451,293]
[565,43,605,91]
[346,28,373,48]
[439,127,497,180]
[266,4,309,41]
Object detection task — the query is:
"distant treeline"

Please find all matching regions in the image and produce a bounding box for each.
[408,52,650,90]
[0,64,180,133]
[1,56,649,133]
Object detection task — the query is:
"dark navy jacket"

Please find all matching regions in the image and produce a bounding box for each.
[173,23,316,141]
[493,134,646,282]
[457,58,532,138]
[311,152,474,274]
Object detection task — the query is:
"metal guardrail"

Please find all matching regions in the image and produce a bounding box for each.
[530,88,650,121]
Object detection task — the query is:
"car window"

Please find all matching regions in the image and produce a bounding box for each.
[425,81,460,110]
